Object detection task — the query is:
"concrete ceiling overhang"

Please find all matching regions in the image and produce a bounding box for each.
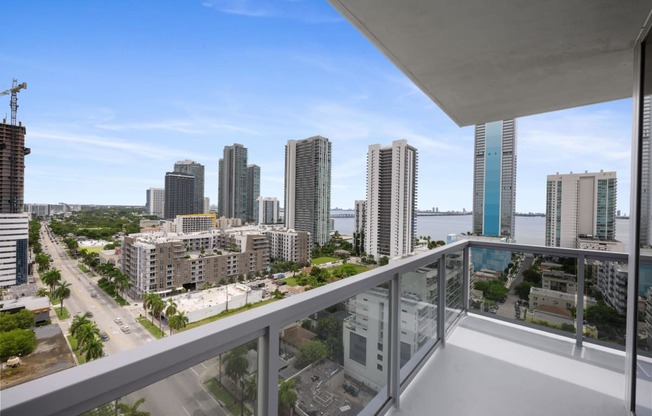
[329,0,652,126]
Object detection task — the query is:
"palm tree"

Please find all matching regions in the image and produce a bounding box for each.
[116,397,150,416]
[148,295,166,331]
[69,312,92,338]
[244,374,258,415]
[76,322,100,352]
[168,311,189,335]
[114,273,131,299]
[42,269,62,292]
[54,281,71,315]
[278,378,297,416]
[81,336,104,361]
[165,299,178,319]
[225,347,249,414]
[143,293,161,323]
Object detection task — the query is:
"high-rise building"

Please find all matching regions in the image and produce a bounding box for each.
[472,119,517,238]
[0,213,28,287]
[164,172,195,219]
[174,160,204,214]
[204,197,210,214]
[218,144,248,221]
[284,136,332,246]
[545,171,617,248]
[365,140,417,259]
[257,196,279,225]
[247,164,260,223]
[0,121,29,214]
[146,188,164,218]
[354,200,366,255]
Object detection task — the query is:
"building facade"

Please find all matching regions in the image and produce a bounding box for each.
[0,213,29,286]
[545,171,617,248]
[164,172,195,219]
[146,187,164,218]
[219,144,248,221]
[0,121,29,214]
[263,228,311,265]
[472,119,517,238]
[174,160,205,215]
[365,140,417,259]
[247,164,260,223]
[174,214,216,234]
[257,196,280,225]
[284,136,332,246]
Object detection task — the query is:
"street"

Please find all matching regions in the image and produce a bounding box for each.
[494,254,533,321]
[39,225,228,416]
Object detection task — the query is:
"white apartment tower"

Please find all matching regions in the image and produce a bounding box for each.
[545,171,617,248]
[284,136,332,246]
[365,140,417,259]
[257,197,280,225]
[0,213,29,286]
[472,119,517,238]
[640,95,652,246]
[146,188,164,218]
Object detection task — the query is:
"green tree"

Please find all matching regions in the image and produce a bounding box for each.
[0,310,35,332]
[278,379,297,416]
[522,268,542,286]
[168,311,189,335]
[76,322,101,352]
[297,340,329,367]
[35,253,51,272]
[116,397,150,416]
[148,295,166,331]
[225,347,249,413]
[54,281,72,315]
[81,336,104,361]
[70,313,93,339]
[42,269,62,292]
[0,328,37,360]
[379,256,389,266]
[165,299,178,318]
[514,281,533,301]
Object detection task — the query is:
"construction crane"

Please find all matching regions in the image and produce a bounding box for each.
[0,79,27,125]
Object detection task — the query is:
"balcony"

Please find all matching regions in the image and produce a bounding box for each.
[1,240,651,416]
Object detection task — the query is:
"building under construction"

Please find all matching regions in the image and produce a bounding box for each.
[0,120,29,213]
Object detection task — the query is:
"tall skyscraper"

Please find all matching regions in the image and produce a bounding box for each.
[146,187,164,218]
[218,144,248,221]
[257,196,279,225]
[0,119,29,286]
[174,160,204,214]
[0,121,29,214]
[354,200,367,256]
[472,119,517,238]
[284,136,332,246]
[365,140,418,259]
[247,164,260,223]
[164,172,195,220]
[545,171,617,248]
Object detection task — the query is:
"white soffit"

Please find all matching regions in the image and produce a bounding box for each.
[329,0,652,126]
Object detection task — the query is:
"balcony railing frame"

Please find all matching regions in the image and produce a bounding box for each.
[0,240,639,416]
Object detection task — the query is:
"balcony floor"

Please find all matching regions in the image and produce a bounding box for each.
[388,314,628,416]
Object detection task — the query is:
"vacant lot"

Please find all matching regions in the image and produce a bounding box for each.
[1,324,75,390]
[311,257,339,265]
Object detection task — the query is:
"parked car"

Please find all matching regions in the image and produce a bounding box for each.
[114,318,123,325]
[90,291,97,298]
[120,326,131,333]
[100,331,109,341]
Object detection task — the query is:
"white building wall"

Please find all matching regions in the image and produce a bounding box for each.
[0,214,29,287]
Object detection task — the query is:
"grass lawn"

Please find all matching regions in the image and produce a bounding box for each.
[182,298,279,332]
[54,306,70,320]
[280,277,299,286]
[80,246,103,254]
[205,379,251,416]
[66,336,87,364]
[78,264,89,273]
[137,316,165,339]
[351,264,372,273]
[311,256,339,265]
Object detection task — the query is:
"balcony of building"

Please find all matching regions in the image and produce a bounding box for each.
[2,240,651,416]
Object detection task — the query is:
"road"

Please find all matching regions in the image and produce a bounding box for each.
[494,254,533,321]
[39,224,228,416]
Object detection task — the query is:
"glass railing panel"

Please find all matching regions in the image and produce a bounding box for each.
[582,257,627,349]
[637,260,652,414]
[279,285,389,416]
[400,261,438,370]
[445,250,464,328]
[82,341,259,416]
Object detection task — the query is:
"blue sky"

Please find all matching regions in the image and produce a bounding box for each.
[2,0,633,213]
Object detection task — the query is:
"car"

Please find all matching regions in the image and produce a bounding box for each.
[90,291,97,298]
[114,318,123,325]
[100,331,109,341]
[120,326,131,333]
[86,311,94,318]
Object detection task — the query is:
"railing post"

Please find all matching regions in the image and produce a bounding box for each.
[388,273,401,408]
[575,255,585,348]
[462,246,470,312]
[258,324,279,416]
[438,255,447,344]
